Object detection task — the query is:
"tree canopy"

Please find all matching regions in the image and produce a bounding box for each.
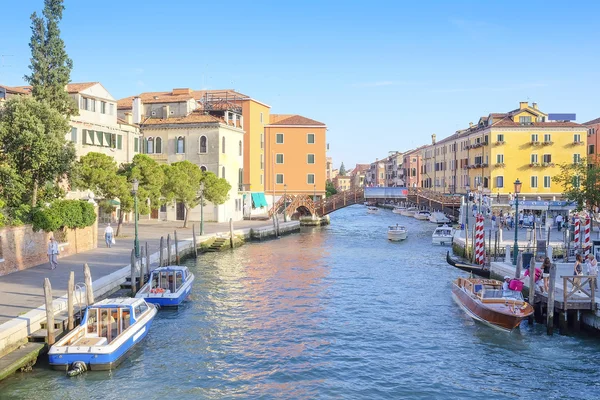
[326,181,338,197]
[339,162,346,176]
[552,159,600,211]
[201,171,231,206]
[162,161,203,228]
[25,0,77,117]
[120,154,165,212]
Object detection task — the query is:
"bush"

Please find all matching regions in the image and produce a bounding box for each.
[32,200,96,232]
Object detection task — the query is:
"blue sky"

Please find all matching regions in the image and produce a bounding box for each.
[1,0,599,168]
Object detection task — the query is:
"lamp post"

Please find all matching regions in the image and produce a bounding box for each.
[131,179,140,258]
[477,184,482,216]
[283,184,287,222]
[513,178,522,265]
[199,182,205,235]
[313,184,316,202]
[465,183,470,229]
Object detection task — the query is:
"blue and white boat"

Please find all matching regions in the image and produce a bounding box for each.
[48,298,157,372]
[135,265,194,307]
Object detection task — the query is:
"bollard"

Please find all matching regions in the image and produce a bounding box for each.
[130,249,137,296]
[229,218,234,248]
[192,228,198,258]
[44,278,55,345]
[83,263,94,305]
[67,271,75,330]
[159,237,164,267]
[547,263,557,335]
[174,230,180,264]
[167,234,172,265]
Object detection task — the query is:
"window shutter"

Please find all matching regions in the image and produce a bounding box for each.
[117,135,122,150]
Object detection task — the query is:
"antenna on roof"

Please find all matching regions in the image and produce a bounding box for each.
[1,55,13,68]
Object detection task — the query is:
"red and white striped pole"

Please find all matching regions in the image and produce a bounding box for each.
[584,216,591,256]
[574,218,580,249]
[475,214,485,265]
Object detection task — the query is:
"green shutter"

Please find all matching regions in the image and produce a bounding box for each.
[104,132,111,147]
[96,131,103,146]
[117,135,122,150]
[134,137,139,152]
[82,129,87,144]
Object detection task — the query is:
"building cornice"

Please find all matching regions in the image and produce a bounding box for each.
[266,125,327,129]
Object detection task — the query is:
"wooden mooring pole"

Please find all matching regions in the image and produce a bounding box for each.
[43,278,55,345]
[140,245,146,291]
[130,249,137,295]
[145,242,150,281]
[546,263,557,335]
[174,230,180,264]
[159,236,164,267]
[167,234,172,265]
[83,263,94,305]
[229,218,234,248]
[192,225,198,257]
[67,271,75,330]
[528,257,536,324]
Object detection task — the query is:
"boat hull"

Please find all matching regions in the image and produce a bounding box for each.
[432,236,452,246]
[367,209,379,214]
[446,251,490,278]
[414,214,429,220]
[138,275,194,307]
[388,231,407,241]
[451,284,528,332]
[392,209,404,214]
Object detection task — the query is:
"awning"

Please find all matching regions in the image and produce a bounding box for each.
[108,199,120,206]
[251,192,268,208]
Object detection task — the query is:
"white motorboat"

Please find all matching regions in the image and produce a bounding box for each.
[429,212,451,224]
[367,206,379,214]
[388,225,407,241]
[392,206,406,214]
[414,210,431,220]
[401,207,418,217]
[432,225,455,245]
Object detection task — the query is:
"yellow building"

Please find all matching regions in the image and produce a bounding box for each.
[240,99,270,192]
[419,102,586,198]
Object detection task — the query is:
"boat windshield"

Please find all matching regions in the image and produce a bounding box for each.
[483,289,524,300]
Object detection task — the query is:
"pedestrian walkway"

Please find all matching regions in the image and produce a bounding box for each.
[0,219,269,325]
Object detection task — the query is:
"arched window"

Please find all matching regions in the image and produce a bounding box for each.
[177,136,185,154]
[200,165,207,172]
[199,136,207,153]
[222,136,226,154]
[221,166,225,179]
[155,137,162,154]
[239,140,242,156]
[146,137,154,154]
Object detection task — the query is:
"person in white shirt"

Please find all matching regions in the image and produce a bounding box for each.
[502,276,511,291]
[586,254,598,289]
[104,223,114,248]
[556,214,563,231]
[47,237,59,270]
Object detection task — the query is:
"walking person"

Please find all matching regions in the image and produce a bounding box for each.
[542,257,552,293]
[104,223,114,248]
[586,253,598,290]
[491,212,496,230]
[48,237,59,270]
[574,254,584,289]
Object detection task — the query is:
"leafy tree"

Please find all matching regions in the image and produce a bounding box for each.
[201,172,231,206]
[120,154,165,212]
[32,199,96,232]
[553,158,600,211]
[0,96,75,207]
[162,161,203,228]
[326,181,338,197]
[25,0,77,117]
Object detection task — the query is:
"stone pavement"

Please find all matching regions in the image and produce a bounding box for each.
[0,219,271,325]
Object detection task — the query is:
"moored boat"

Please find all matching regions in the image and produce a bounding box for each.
[429,211,450,224]
[414,210,431,220]
[451,277,533,332]
[48,298,157,372]
[401,207,418,217]
[367,206,379,214]
[136,265,194,307]
[446,251,490,278]
[387,224,407,241]
[392,206,406,214]
[432,226,454,245]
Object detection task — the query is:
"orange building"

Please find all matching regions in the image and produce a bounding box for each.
[264,114,327,199]
[584,117,600,165]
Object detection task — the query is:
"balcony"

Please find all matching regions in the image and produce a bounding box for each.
[529,162,541,167]
[542,162,555,167]
[573,140,584,145]
[495,141,505,145]
[542,141,554,146]
[531,141,541,146]
[495,163,505,168]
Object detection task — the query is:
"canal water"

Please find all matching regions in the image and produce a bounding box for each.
[2,205,600,399]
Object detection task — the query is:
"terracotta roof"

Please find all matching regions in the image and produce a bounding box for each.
[66,82,98,93]
[583,117,600,126]
[118,88,249,110]
[492,120,583,128]
[142,111,224,126]
[117,117,138,127]
[268,114,325,126]
[0,85,31,95]
[269,114,294,124]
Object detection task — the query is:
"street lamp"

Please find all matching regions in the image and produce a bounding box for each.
[199,182,205,235]
[513,178,522,265]
[477,184,482,216]
[465,183,470,227]
[283,184,288,222]
[131,179,140,258]
[313,184,316,202]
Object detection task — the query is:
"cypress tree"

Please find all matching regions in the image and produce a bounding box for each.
[25,0,77,117]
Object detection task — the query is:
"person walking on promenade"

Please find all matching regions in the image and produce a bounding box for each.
[491,212,497,230]
[556,214,563,232]
[542,257,552,293]
[104,223,114,248]
[586,253,598,290]
[48,237,59,270]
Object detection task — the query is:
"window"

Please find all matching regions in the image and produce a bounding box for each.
[531,176,538,188]
[589,144,595,155]
[260,133,264,149]
[276,133,284,144]
[239,140,242,156]
[238,168,243,191]
[276,174,284,184]
[260,154,264,170]
[147,137,154,154]
[155,137,162,154]
[260,112,263,123]
[222,136,226,154]
[89,98,95,112]
[307,133,315,144]
[543,154,552,163]
[104,132,111,147]
[109,103,114,115]
[177,137,185,154]
[70,127,77,143]
[520,116,532,124]
[574,134,581,143]
[276,154,284,164]
[544,134,551,142]
[260,174,263,185]
[531,154,538,163]
[544,176,551,188]
[111,133,117,149]
[100,101,106,114]
[531,134,538,142]
[573,176,581,188]
[199,136,207,153]
[307,154,315,164]
[574,153,581,163]
[307,174,315,184]
[96,131,103,146]
[117,135,123,150]
[200,165,207,172]
[496,176,504,188]
[221,166,225,178]
[496,154,504,164]
[134,137,139,152]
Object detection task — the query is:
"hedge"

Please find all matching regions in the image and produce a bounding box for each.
[32,200,96,232]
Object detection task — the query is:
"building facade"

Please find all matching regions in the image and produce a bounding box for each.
[584,117,600,165]
[365,160,385,187]
[402,147,423,188]
[264,114,327,199]
[333,175,351,192]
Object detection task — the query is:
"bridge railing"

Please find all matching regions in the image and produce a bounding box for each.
[315,188,364,216]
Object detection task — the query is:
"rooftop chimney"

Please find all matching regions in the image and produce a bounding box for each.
[124,112,133,125]
[519,101,528,110]
[431,134,436,144]
[132,97,142,124]
[469,122,473,128]
[532,102,538,110]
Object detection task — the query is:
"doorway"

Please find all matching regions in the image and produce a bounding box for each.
[176,202,185,221]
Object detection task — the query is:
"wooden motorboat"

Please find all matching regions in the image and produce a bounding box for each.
[432,226,454,245]
[446,251,490,278]
[136,265,194,307]
[392,206,406,214]
[429,211,451,224]
[451,277,534,332]
[387,225,407,241]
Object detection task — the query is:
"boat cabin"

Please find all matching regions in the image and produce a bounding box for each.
[434,227,453,236]
[148,266,191,294]
[459,278,524,302]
